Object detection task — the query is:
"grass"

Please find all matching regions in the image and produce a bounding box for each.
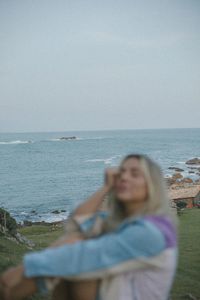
[171,208,200,299]
[0,224,64,300]
[0,209,199,299]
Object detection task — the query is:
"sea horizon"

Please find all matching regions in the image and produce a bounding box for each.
[0,126,200,134]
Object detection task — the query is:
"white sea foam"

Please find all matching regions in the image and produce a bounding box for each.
[85,155,122,165]
[47,137,78,142]
[20,211,29,215]
[165,174,172,178]
[39,213,69,223]
[177,157,200,165]
[0,140,32,145]
[12,211,70,224]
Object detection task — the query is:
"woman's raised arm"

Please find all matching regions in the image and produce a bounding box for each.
[73,167,119,216]
[73,185,110,216]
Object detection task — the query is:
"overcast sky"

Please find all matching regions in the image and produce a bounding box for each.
[0,0,200,132]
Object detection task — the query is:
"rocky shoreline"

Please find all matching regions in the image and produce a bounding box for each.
[0,207,66,249]
[165,157,200,186]
[17,209,70,227]
[20,219,66,227]
[1,157,200,227]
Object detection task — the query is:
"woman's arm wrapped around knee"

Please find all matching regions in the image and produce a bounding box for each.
[45,216,86,294]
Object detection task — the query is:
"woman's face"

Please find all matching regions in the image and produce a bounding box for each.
[113,158,148,204]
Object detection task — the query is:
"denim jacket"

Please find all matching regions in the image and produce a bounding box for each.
[23,211,178,300]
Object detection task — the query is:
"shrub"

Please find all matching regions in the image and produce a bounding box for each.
[176,201,187,209]
[0,207,17,235]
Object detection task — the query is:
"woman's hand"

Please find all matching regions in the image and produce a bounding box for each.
[0,265,24,291]
[0,281,5,300]
[104,167,120,191]
[0,265,37,300]
[0,234,83,299]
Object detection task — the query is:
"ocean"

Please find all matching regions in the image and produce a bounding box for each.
[0,128,200,224]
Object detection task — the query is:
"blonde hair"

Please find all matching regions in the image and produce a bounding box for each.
[102,153,179,232]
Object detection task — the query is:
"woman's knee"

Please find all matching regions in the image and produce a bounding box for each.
[51,279,99,300]
[68,280,99,300]
[51,280,70,300]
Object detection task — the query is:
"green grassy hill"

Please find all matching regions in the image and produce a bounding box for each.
[0,209,199,300]
[171,208,200,299]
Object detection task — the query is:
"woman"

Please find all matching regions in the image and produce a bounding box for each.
[0,153,179,300]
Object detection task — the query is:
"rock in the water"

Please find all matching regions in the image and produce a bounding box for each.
[165,177,175,186]
[181,178,193,184]
[59,136,76,140]
[52,210,60,214]
[168,167,184,172]
[186,158,200,165]
[187,166,200,170]
[172,172,183,180]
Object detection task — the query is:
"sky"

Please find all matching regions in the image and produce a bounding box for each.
[0,0,200,132]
